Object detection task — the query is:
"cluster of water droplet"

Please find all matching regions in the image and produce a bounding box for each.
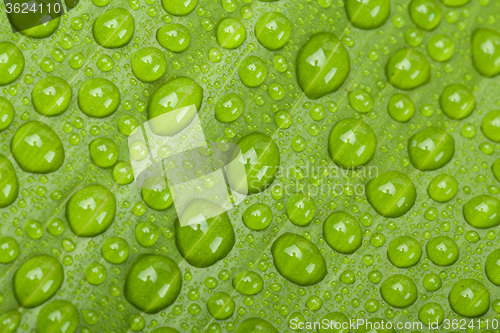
[1,0,500,332]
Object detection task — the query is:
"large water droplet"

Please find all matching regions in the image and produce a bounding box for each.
[124,254,182,314]
[472,28,500,78]
[296,33,350,100]
[13,255,64,308]
[271,232,327,286]
[11,121,65,174]
[175,199,235,268]
[0,154,18,208]
[66,185,116,237]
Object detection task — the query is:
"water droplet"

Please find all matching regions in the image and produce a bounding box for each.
[234,318,278,333]
[286,193,316,227]
[124,254,182,313]
[78,78,120,118]
[85,262,107,285]
[147,77,203,136]
[323,211,363,254]
[135,222,160,247]
[328,119,377,168]
[89,137,119,168]
[387,236,421,268]
[101,236,129,264]
[427,173,458,202]
[345,0,390,30]
[418,302,444,326]
[0,154,18,208]
[242,203,273,230]
[141,176,174,211]
[440,0,470,6]
[296,33,350,100]
[36,300,79,333]
[385,48,430,90]
[207,292,235,319]
[161,0,197,16]
[387,93,415,122]
[439,84,475,119]
[485,249,500,286]
[380,274,417,308]
[448,279,489,317]
[426,236,459,266]
[131,47,166,82]
[232,270,264,295]
[271,232,327,286]
[255,12,292,50]
[216,18,246,49]
[408,127,455,171]
[238,56,267,87]
[366,171,417,218]
[472,28,500,78]
[66,184,116,237]
[0,236,19,263]
[14,255,64,308]
[93,8,135,48]
[113,161,134,185]
[481,110,500,142]
[427,34,454,61]
[0,310,21,333]
[226,132,280,194]
[175,199,235,267]
[348,89,374,113]
[423,273,442,291]
[156,24,191,53]
[409,0,442,31]
[214,93,243,123]
[0,42,24,86]
[11,121,65,174]
[463,195,500,228]
[32,77,72,116]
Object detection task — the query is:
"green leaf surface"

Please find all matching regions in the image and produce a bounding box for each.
[0,0,500,331]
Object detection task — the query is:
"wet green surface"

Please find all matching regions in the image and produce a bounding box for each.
[1,0,500,331]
